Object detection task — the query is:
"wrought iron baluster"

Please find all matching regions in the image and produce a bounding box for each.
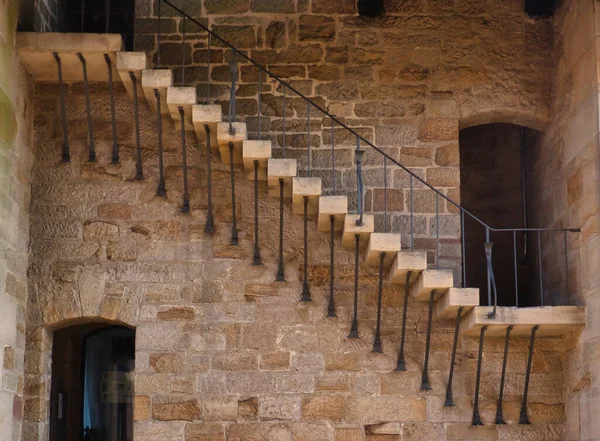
[384,157,388,232]
[229,60,238,136]
[328,215,336,317]
[355,137,364,227]
[349,234,360,338]
[538,231,543,306]
[229,142,238,245]
[104,54,119,164]
[253,160,262,265]
[77,53,96,162]
[486,228,491,305]
[372,252,386,353]
[53,52,70,163]
[331,118,336,194]
[421,289,436,391]
[472,325,487,426]
[485,242,498,318]
[395,271,412,371]
[301,196,311,301]
[181,15,186,86]
[154,89,166,196]
[157,0,161,68]
[461,211,466,286]
[282,88,286,158]
[257,68,261,140]
[513,231,519,307]
[436,193,439,269]
[410,174,414,250]
[564,231,569,305]
[519,325,539,425]
[206,33,211,103]
[495,325,513,424]
[204,124,214,233]
[444,306,464,407]
[307,102,311,176]
[179,107,190,213]
[276,179,285,281]
[130,72,143,180]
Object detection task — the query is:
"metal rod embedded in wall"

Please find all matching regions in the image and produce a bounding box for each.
[395,271,412,371]
[181,15,186,87]
[229,59,238,136]
[257,68,262,140]
[307,102,311,176]
[519,325,539,425]
[301,196,311,301]
[355,136,364,227]
[538,231,544,306]
[495,325,513,424]
[154,89,166,197]
[178,107,190,214]
[204,125,214,233]
[206,33,211,103]
[253,160,262,266]
[104,54,119,164]
[348,234,360,339]
[77,53,96,162]
[331,118,336,194]
[436,193,440,269]
[276,179,285,281]
[130,72,143,180]
[229,142,238,245]
[410,174,414,250]
[421,289,436,391]
[444,306,464,407]
[372,252,386,353]
[384,157,388,232]
[282,88,287,158]
[328,215,336,317]
[53,52,70,163]
[472,325,487,426]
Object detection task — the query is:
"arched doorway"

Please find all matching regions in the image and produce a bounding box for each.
[49,323,135,441]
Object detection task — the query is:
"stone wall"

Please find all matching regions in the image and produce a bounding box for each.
[0,0,34,440]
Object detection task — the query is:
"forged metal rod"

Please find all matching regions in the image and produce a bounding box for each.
[564,231,569,305]
[77,53,96,162]
[181,16,186,86]
[395,271,412,371]
[301,196,311,301]
[421,289,437,391]
[253,160,262,265]
[154,89,166,196]
[348,234,360,338]
[472,325,487,425]
[229,142,239,245]
[104,54,119,164]
[282,88,286,158]
[436,193,440,269]
[331,118,336,193]
[307,102,311,176]
[206,33,211,103]
[257,70,261,139]
[513,231,519,306]
[384,157,388,232]
[519,325,539,425]
[204,125,214,233]
[356,139,365,227]
[444,306,464,407]
[53,53,70,162]
[179,107,190,213]
[327,215,336,317]
[373,252,386,353]
[495,325,514,424]
[276,179,285,281]
[410,175,414,250]
[538,231,544,306]
[485,242,499,318]
[130,72,143,180]
[157,0,161,67]
[461,212,466,286]
[229,59,238,136]
[486,228,491,305]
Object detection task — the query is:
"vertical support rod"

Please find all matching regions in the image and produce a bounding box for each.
[444,306,464,407]
[331,118,336,194]
[257,68,261,140]
[485,242,498,318]
[307,102,311,176]
[327,215,336,317]
[253,160,262,266]
[154,89,166,196]
[472,325,487,426]
[564,231,569,305]
[104,54,119,164]
[206,33,211,103]
[461,211,466,286]
[53,53,70,163]
[486,228,491,305]
[301,196,311,301]
[514,231,519,307]
[519,325,539,425]
[179,107,190,213]
[77,53,96,162]
[421,289,436,391]
[384,157,388,233]
[204,125,214,233]
[538,231,544,306]
[348,234,360,338]
[372,252,386,353]
[229,142,238,245]
[130,72,143,180]
[356,138,364,226]
[495,325,513,425]
[228,60,238,136]
[157,0,161,68]
[276,179,285,281]
[410,174,414,250]
[436,192,440,269]
[181,15,186,86]
[395,271,412,371]
[282,88,286,158]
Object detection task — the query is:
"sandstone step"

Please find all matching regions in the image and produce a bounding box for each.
[388,251,428,285]
[192,104,222,150]
[116,52,148,100]
[341,214,374,250]
[365,233,402,267]
[17,32,123,81]
[410,269,454,302]
[243,140,271,181]
[292,177,322,216]
[217,122,247,165]
[318,196,348,233]
[142,69,173,116]
[462,305,586,337]
[167,87,196,131]
[435,288,479,319]
[267,158,297,199]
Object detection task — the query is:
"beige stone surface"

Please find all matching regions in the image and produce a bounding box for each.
[141,69,173,115]
[116,51,148,99]
[243,140,272,181]
[317,195,348,232]
[410,269,454,301]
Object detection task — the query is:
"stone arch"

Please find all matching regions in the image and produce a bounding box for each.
[458,99,549,132]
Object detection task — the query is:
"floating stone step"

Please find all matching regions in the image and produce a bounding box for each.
[292,177,322,216]
[243,140,271,181]
[388,251,428,285]
[341,214,374,250]
[435,288,479,319]
[267,158,297,199]
[116,52,148,100]
[217,122,247,165]
[410,269,454,302]
[318,196,348,233]
[192,104,222,150]
[462,305,587,337]
[142,69,173,116]
[365,233,402,267]
[167,87,196,131]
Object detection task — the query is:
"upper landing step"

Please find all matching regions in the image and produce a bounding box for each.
[17,32,123,81]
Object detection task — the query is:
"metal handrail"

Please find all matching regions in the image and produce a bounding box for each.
[158,0,579,236]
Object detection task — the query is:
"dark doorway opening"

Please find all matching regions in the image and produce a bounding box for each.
[50,323,135,441]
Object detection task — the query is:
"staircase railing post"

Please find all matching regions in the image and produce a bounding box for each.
[53,52,70,163]
[275,179,285,281]
[327,215,336,317]
[395,271,412,371]
[154,89,166,197]
[204,125,214,233]
[77,53,96,162]
[355,136,364,227]
[301,196,311,301]
[421,289,436,391]
[444,306,464,406]
[519,325,539,425]
[178,106,190,213]
[372,252,386,353]
[252,160,262,266]
[104,54,119,164]
[348,234,360,339]
[485,242,498,318]
[129,71,144,180]
[472,325,487,426]
[229,142,238,245]
[228,59,238,136]
[495,325,513,424]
